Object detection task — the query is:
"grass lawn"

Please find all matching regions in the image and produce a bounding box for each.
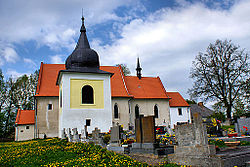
[0,138,179,167]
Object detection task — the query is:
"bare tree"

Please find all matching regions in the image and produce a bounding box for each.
[189,40,249,119]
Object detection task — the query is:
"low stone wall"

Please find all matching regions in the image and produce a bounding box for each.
[168,146,250,167]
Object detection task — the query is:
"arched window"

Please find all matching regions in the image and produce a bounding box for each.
[114,104,119,119]
[82,85,94,104]
[154,105,159,118]
[135,105,140,119]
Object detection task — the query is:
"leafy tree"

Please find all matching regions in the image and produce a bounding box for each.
[189,40,249,119]
[0,70,39,138]
[15,71,38,110]
[116,64,131,76]
[3,77,18,136]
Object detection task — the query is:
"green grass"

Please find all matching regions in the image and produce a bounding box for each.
[0,138,180,167]
[221,125,235,130]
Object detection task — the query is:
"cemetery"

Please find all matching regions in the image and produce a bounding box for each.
[2,6,249,166]
[2,114,250,166]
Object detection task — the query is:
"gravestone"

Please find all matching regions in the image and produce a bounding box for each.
[66,128,73,142]
[107,125,124,153]
[72,128,80,142]
[81,129,86,139]
[92,127,101,140]
[168,113,217,167]
[131,116,157,153]
[61,128,67,139]
[235,117,250,136]
[110,125,121,146]
[91,127,104,146]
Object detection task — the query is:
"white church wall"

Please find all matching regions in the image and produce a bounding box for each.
[36,96,59,138]
[111,97,131,130]
[15,124,35,141]
[170,107,191,128]
[59,73,112,137]
[130,99,171,128]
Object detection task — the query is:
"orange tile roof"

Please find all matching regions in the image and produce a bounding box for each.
[36,63,65,96]
[35,63,171,99]
[100,66,131,97]
[35,63,131,97]
[125,76,169,99]
[15,109,35,125]
[166,92,190,107]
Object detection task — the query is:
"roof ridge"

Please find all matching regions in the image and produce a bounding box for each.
[36,62,43,95]
[118,65,131,96]
[125,76,158,78]
[157,76,170,98]
[15,109,21,124]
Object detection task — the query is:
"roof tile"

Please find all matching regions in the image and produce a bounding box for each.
[125,76,169,99]
[166,92,190,107]
[15,109,35,125]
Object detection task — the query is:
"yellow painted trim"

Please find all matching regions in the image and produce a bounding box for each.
[70,79,104,109]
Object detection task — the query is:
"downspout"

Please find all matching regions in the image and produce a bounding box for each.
[35,97,38,139]
[128,98,132,129]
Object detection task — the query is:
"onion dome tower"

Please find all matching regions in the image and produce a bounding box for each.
[64,17,109,74]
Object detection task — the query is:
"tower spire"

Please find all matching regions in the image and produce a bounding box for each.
[76,16,90,49]
[136,57,142,79]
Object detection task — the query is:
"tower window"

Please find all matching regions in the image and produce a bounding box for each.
[48,104,52,110]
[135,105,140,119]
[178,108,182,116]
[154,105,159,118]
[82,85,94,104]
[114,104,119,119]
[86,119,91,126]
[26,126,29,129]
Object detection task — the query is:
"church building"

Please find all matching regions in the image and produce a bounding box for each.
[15,17,190,140]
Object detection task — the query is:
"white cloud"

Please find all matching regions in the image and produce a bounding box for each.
[0,0,138,50]
[24,58,37,68]
[1,47,19,63]
[6,69,26,79]
[93,0,250,98]
[50,54,66,64]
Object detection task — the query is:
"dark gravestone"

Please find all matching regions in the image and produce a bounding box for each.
[141,116,156,143]
[132,116,157,154]
[135,116,155,144]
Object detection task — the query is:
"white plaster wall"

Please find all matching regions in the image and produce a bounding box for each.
[15,125,35,141]
[111,97,131,130]
[130,99,171,128]
[36,97,59,138]
[170,107,191,128]
[59,73,112,137]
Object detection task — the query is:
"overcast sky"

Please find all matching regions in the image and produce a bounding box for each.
[0,0,250,104]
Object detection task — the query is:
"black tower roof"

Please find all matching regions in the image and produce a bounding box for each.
[136,57,142,79]
[64,17,110,74]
